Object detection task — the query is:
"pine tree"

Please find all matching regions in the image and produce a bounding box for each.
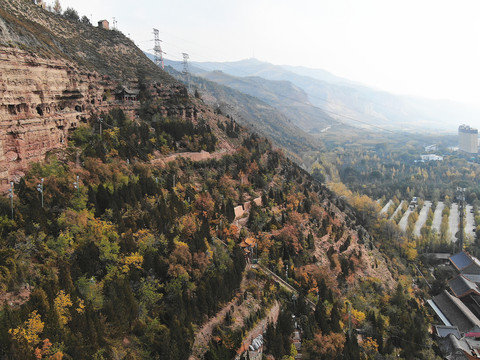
[329,302,342,333]
[314,299,329,333]
[225,199,235,223]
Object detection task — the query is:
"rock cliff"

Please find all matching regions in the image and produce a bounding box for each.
[0,47,105,185]
[0,0,190,189]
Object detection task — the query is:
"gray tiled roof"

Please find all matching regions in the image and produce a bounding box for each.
[463,274,480,284]
[433,290,480,333]
[449,275,480,298]
[463,260,480,275]
[435,325,461,339]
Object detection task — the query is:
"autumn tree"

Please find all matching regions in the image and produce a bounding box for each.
[9,311,44,357]
[52,0,61,14]
[54,291,73,326]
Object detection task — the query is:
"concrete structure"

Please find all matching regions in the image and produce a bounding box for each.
[430,290,480,333]
[420,154,443,161]
[437,333,480,359]
[234,205,245,219]
[98,20,109,30]
[449,275,480,298]
[424,144,438,152]
[459,125,478,154]
[450,252,480,275]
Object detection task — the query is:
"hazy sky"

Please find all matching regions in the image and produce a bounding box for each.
[55,0,480,105]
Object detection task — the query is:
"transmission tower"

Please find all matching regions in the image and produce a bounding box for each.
[153,29,165,69]
[112,17,117,30]
[182,53,191,93]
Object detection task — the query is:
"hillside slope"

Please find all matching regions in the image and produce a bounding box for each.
[0,3,437,360]
[0,0,173,83]
[162,57,336,132]
[165,66,325,160]
[198,70,335,132]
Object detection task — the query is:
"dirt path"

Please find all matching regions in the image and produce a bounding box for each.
[151,149,232,166]
[432,201,445,233]
[466,204,476,241]
[414,201,432,237]
[380,200,393,215]
[189,278,246,360]
[390,200,405,220]
[449,203,459,243]
[236,301,280,355]
[398,206,413,232]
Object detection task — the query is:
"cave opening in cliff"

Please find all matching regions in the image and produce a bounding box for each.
[36,105,43,116]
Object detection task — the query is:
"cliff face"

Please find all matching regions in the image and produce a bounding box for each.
[0,0,191,189]
[0,47,97,185]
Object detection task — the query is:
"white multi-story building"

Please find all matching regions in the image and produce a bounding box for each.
[459,124,478,154]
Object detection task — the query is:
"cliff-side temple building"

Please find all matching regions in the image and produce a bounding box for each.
[459,125,478,154]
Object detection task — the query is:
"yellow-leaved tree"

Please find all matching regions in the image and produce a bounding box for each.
[54,290,73,326]
[9,310,44,356]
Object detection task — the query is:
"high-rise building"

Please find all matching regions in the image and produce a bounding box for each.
[459,124,478,154]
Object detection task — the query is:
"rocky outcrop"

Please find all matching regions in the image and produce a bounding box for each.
[0,1,199,190]
[0,47,114,186]
[0,46,197,189]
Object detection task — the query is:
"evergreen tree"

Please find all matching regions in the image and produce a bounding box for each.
[225,199,235,223]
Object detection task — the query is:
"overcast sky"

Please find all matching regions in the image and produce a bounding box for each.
[55,0,480,106]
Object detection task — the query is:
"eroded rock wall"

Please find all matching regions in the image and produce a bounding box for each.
[0,47,196,190]
[0,47,108,186]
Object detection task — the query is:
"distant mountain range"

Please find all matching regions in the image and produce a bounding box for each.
[161,57,480,133]
[163,65,328,160]
[194,70,335,132]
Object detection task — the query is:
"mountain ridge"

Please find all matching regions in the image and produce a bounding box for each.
[164,65,326,160]
[186,58,480,132]
[196,70,336,132]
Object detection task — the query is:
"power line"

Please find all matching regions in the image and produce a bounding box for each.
[163,53,427,143]
[151,35,460,145]
[149,43,429,142]
[151,34,415,126]
[142,31,458,138]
